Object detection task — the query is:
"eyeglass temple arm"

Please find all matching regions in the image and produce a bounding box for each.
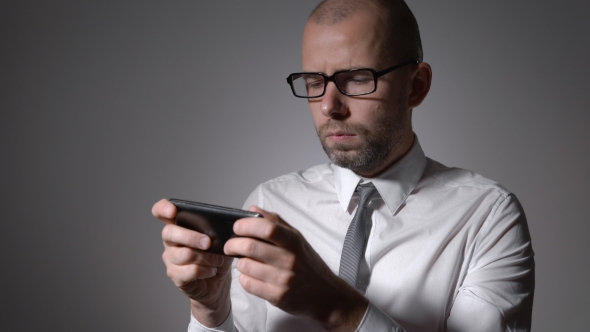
[374,60,419,77]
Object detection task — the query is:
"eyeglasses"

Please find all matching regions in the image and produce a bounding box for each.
[286,60,418,98]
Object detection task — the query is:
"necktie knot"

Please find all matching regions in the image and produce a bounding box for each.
[357,183,377,208]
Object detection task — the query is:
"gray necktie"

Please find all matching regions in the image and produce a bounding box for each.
[338,183,377,288]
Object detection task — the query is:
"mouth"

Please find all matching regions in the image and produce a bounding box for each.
[324,131,357,142]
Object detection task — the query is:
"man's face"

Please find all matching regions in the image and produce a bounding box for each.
[302,10,414,177]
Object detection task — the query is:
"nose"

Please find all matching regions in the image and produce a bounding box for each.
[319,82,348,118]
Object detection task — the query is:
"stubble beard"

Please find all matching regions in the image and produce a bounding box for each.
[317,108,410,175]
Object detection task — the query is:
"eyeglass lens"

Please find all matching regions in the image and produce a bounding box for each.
[291,70,375,97]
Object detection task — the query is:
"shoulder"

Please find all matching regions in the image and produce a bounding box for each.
[418,157,527,238]
[242,163,336,209]
[262,163,335,186]
[420,157,512,199]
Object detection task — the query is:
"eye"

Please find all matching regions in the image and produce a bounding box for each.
[304,77,324,90]
[348,76,372,85]
[338,71,373,87]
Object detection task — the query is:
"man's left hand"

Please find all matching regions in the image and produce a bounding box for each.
[224,206,368,332]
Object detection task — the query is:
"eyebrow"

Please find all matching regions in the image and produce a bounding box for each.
[300,66,376,74]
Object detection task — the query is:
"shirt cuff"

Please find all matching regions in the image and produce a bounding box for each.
[356,302,406,332]
[188,311,236,332]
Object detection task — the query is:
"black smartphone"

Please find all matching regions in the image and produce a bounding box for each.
[169,198,262,256]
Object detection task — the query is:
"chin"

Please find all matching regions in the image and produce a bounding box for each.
[322,140,395,176]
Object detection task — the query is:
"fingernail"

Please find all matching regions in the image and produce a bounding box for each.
[199,237,209,249]
[165,205,174,217]
[211,267,217,276]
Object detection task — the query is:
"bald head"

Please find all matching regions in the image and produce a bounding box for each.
[309,0,423,63]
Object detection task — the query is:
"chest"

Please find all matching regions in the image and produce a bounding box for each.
[277,195,488,330]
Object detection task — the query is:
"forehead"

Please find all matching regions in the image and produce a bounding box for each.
[301,10,387,73]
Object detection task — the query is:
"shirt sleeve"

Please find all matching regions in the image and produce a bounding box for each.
[188,311,237,332]
[186,259,268,332]
[446,194,535,331]
[187,187,267,332]
[229,186,269,331]
[356,302,406,332]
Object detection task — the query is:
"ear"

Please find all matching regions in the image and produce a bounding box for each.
[407,62,432,109]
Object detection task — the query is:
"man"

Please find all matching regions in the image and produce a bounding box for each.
[152,0,534,331]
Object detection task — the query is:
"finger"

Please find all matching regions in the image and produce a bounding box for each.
[225,237,293,267]
[162,224,211,250]
[152,198,177,224]
[248,206,292,229]
[164,246,225,267]
[165,262,218,285]
[238,273,286,307]
[233,216,296,248]
[236,257,295,286]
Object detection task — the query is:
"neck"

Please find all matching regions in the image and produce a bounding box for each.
[355,133,415,178]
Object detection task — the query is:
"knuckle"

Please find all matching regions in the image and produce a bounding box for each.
[177,247,194,263]
[239,274,252,291]
[282,253,297,270]
[161,250,168,263]
[166,266,176,280]
[263,223,278,239]
[162,247,176,264]
[182,264,200,282]
[237,258,249,274]
[244,240,258,257]
[165,260,201,284]
[269,287,288,307]
[277,270,295,287]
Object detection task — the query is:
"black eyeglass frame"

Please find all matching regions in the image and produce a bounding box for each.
[286,59,419,98]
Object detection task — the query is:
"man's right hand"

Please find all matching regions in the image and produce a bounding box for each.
[152,199,233,328]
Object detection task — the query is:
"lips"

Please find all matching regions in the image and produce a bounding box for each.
[326,131,355,138]
[323,130,357,144]
[317,120,368,145]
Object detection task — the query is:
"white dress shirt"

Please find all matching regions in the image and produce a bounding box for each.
[189,138,534,332]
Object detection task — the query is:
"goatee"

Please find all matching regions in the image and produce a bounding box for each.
[316,114,408,175]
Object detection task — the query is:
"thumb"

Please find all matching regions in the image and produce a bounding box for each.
[247,205,292,229]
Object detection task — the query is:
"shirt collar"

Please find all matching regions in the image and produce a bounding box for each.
[333,136,427,215]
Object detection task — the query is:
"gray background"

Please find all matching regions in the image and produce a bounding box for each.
[1,1,588,330]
